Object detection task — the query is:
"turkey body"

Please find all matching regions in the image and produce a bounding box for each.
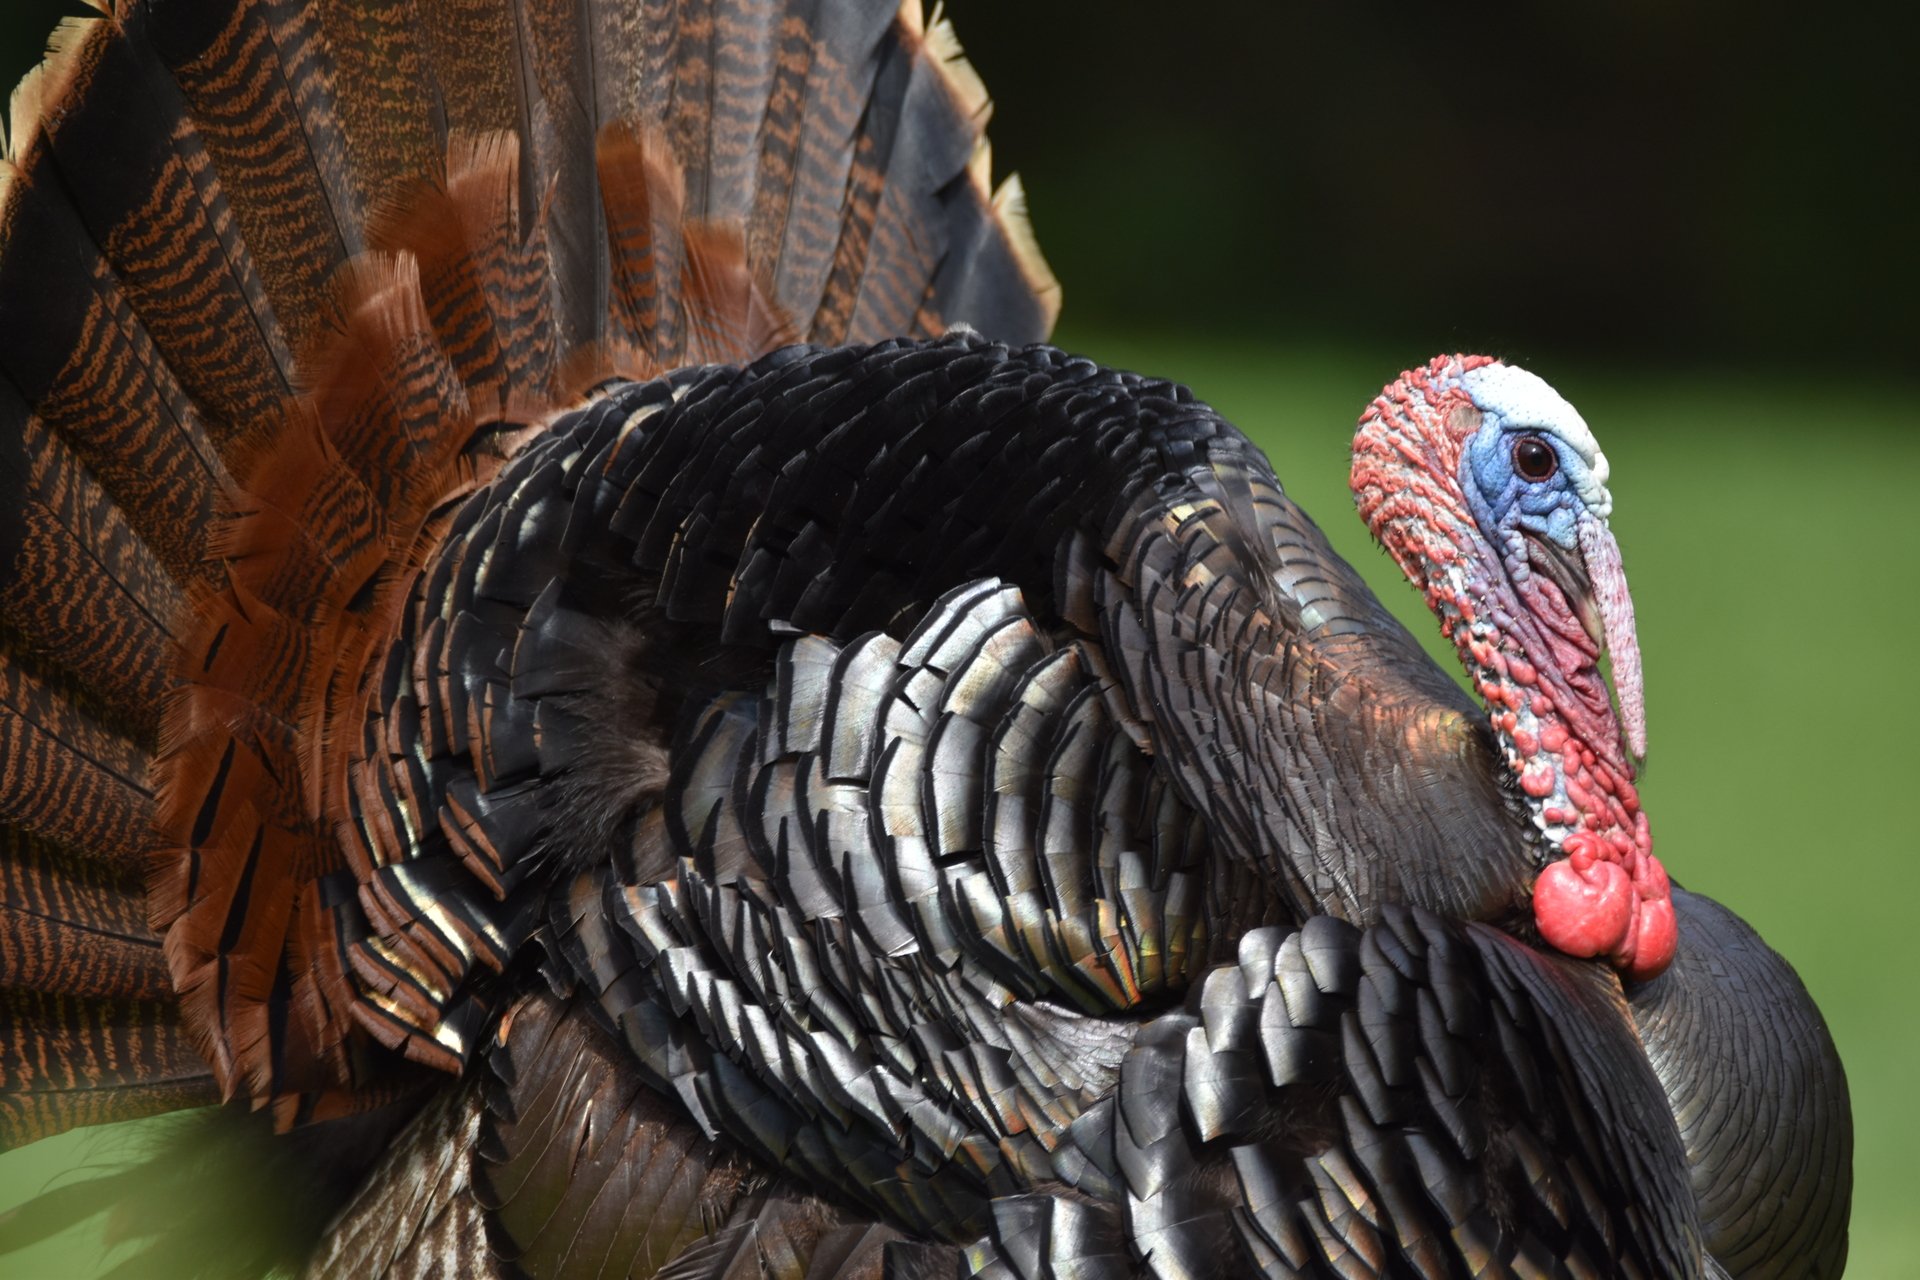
[0,1,1849,1277]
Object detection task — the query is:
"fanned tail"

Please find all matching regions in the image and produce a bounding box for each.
[0,0,1057,1162]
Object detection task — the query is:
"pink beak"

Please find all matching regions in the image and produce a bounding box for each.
[1578,513,1646,763]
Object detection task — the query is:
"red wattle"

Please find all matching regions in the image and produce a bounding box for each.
[1532,856,1633,958]
[1619,894,1677,982]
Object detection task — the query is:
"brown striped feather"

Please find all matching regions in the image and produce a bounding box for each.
[585,0,654,136]
[845,29,975,340]
[682,222,799,366]
[660,0,719,214]
[301,253,475,514]
[366,147,516,390]
[148,0,360,360]
[413,0,522,139]
[0,656,152,869]
[29,12,295,442]
[0,397,182,739]
[430,133,562,393]
[309,0,444,217]
[1,0,1059,1153]
[756,1,899,323]
[599,121,690,362]
[0,991,216,1150]
[0,827,169,1003]
[517,0,607,353]
[209,401,391,617]
[0,161,227,592]
[698,0,783,223]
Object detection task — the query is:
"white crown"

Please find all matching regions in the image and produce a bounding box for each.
[1461,363,1612,516]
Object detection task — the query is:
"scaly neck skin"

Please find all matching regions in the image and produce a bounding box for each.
[1352,356,1675,980]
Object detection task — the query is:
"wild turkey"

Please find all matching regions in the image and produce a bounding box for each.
[0,1,1850,1276]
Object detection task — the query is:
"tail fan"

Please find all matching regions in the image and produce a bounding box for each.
[0,0,1057,1160]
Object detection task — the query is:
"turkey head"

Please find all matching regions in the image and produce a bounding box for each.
[1352,355,1674,979]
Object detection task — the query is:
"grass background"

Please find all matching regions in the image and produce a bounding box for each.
[2,331,1910,1274]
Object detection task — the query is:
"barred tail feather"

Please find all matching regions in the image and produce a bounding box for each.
[0,0,1057,1156]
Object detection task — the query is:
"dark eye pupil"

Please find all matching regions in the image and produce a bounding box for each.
[1514,436,1557,480]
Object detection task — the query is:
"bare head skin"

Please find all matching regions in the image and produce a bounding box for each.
[1352,355,1673,979]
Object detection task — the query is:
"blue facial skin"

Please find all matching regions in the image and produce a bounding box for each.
[1459,416,1602,553]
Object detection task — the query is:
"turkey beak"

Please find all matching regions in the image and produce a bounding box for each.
[1577,514,1646,762]
[1526,517,1647,765]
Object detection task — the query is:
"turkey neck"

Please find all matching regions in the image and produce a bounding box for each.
[1351,357,1675,979]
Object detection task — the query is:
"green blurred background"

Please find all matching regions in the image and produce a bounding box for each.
[0,1,1913,1274]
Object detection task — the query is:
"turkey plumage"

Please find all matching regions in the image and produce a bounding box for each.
[0,1,1848,1276]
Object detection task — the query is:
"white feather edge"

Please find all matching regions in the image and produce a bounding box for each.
[992,173,1062,329]
[6,15,110,166]
[926,6,991,124]
[922,4,1063,332]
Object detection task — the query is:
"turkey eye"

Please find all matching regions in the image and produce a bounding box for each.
[1512,435,1557,481]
